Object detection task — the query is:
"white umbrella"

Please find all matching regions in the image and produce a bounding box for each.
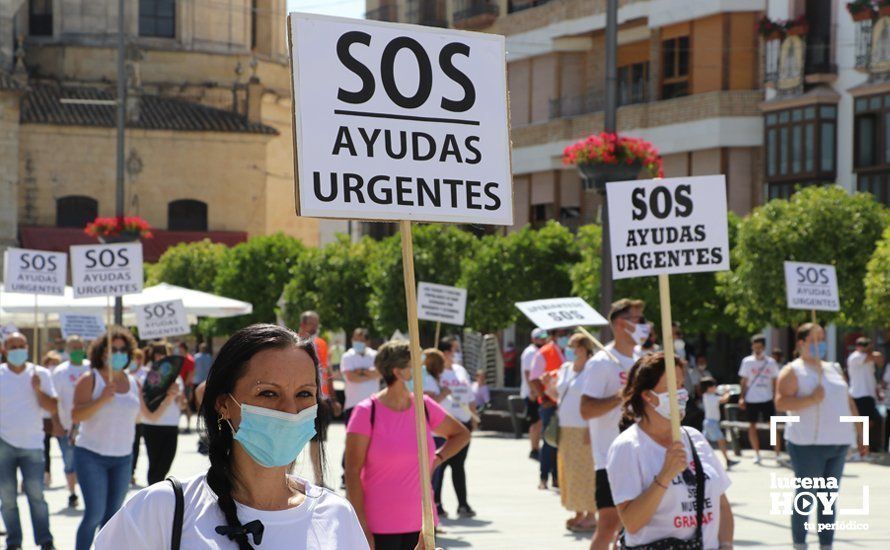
[125,284,252,319]
[0,284,107,327]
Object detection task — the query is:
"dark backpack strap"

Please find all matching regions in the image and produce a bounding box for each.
[167,476,184,550]
[370,398,376,428]
[683,428,705,542]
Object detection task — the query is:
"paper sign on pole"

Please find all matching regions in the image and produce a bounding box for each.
[606,175,730,280]
[288,13,513,225]
[70,243,144,299]
[784,261,840,312]
[1,324,19,342]
[417,282,467,326]
[60,314,106,341]
[135,299,190,340]
[3,248,67,296]
[515,297,608,330]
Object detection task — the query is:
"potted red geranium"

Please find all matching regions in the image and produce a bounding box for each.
[847,0,877,21]
[877,0,890,16]
[785,14,809,36]
[85,216,154,243]
[757,15,786,40]
[563,132,663,192]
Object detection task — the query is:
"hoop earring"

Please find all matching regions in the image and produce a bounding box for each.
[217,413,224,431]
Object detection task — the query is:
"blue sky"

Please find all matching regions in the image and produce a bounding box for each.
[287,0,365,19]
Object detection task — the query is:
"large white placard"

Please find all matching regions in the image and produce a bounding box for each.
[289,13,512,225]
[3,248,67,296]
[515,297,608,331]
[607,175,730,279]
[70,242,144,299]
[417,282,467,325]
[60,314,106,340]
[135,299,190,340]
[784,261,840,312]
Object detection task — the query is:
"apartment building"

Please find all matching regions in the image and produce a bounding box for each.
[366,0,765,231]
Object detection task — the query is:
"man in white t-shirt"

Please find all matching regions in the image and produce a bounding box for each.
[520,328,548,460]
[580,298,646,550]
[0,332,57,549]
[847,337,882,453]
[738,334,781,463]
[340,328,380,425]
[50,335,91,508]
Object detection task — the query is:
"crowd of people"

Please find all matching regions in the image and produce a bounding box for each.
[0,298,886,549]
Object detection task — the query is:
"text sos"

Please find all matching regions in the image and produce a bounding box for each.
[631,185,693,221]
[85,249,130,269]
[143,303,177,320]
[19,254,59,271]
[796,266,830,285]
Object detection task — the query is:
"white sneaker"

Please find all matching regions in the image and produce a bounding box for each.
[753,456,762,464]
[847,453,862,462]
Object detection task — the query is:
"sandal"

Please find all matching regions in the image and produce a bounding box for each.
[569,520,598,533]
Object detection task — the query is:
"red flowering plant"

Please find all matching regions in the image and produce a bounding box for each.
[757,15,786,39]
[85,216,154,239]
[562,132,663,178]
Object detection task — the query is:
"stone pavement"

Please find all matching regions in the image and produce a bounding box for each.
[5,421,890,549]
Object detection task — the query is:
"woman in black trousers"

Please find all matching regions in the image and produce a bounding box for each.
[134,344,184,484]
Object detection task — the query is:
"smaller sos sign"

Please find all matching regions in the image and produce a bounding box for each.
[3,248,68,296]
[135,299,190,340]
[784,261,840,312]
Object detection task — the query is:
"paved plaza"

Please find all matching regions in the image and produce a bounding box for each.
[5,421,890,549]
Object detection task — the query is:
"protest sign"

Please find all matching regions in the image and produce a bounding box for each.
[135,299,190,340]
[417,282,467,326]
[142,355,184,412]
[607,175,730,280]
[3,248,67,296]
[1,324,19,342]
[784,261,840,312]
[288,13,512,225]
[60,314,106,340]
[607,175,731,442]
[515,297,608,331]
[70,243,143,299]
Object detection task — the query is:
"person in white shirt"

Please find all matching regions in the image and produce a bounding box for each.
[847,337,882,454]
[776,323,867,550]
[137,343,185,486]
[553,333,597,533]
[340,328,380,425]
[51,335,92,509]
[0,332,58,550]
[435,335,477,519]
[607,352,734,550]
[737,334,781,463]
[521,328,548,460]
[580,298,647,550]
[96,324,368,550]
[700,378,738,469]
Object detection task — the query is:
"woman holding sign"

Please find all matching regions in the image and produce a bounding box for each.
[71,327,178,550]
[606,353,734,550]
[775,323,867,550]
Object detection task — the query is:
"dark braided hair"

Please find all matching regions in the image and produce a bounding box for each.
[200,324,323,549]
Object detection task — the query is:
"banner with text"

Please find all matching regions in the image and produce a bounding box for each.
[135,299,191,340]
[515,297,608,331]
[70,242,144,299]
[289,13,512,225]
[60,314,106,340]
[3,248,67,296]
[417,282,467,325]
[784,261,840,311]
[607,175,730,279]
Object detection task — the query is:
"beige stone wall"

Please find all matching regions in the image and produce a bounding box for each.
[18,124,271,236]
[0,90,20,263]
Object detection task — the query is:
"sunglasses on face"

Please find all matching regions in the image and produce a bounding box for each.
[111,346,128,353]
[619,315,647,324]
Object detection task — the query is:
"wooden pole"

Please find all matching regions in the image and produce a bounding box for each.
[33,294,39,363]
[811,309,817,326]
[399,220,436,549]
[434,321,441,348]
[107,295,113,379]
[576,326,618,363]
[658,274,682,442]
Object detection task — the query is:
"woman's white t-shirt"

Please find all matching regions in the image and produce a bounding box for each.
[556,362,589,428]
[440,364,473,423]
[607,425,731,550]
[95,473,369,549]
[783,359,856,446]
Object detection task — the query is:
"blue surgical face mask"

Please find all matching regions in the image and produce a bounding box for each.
[809,341,827,360]
[353,342,366,354]
[564,347,576,362]
[227,396,317,468]
[556,336,570,349]
[111,352,129,371]
[7,348,28,366]
[405,378,415,392]
[650,388,689,420]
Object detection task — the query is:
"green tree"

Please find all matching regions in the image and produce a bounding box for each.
[864,227,890,325]
[367,224,477,336]
[717,186,888,330]
[213,233,305,334]
[147,239,228,292]
[462,221,579,332]
[282,235,376,334]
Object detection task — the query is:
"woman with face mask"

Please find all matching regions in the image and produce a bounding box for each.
[606,352,734,550]
[70,327,178,550]
[346,340,470,550]
[134,343,185,486]
[775,323,867,550]
[96,324,367,549]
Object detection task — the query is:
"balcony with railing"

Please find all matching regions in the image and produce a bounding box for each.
[856,19,874,71]
[365,3,399,22]
[453,0,500,30]
[549,75,650,120]
[404,0,448,27]
[508,0,553,13]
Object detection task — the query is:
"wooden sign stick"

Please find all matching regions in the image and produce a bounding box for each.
[106,295,113,380]
[399,220,436,549]
[434,321,441,348]
[33,294,39,363]
[811,309,817,326]
[658,274,682,442]
[576,326,618,363]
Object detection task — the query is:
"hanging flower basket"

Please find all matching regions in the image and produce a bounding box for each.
[85,216,153,243]
[786,15,809,36]
[848,0,878,20]
[757,15,786,40]
[563,132,663,192]
[878,0,890,16]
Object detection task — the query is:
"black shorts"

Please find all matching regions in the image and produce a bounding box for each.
[745,400,776,423]
[526,398,540,424]
[853,396,879,420]
[595,468,615,509]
